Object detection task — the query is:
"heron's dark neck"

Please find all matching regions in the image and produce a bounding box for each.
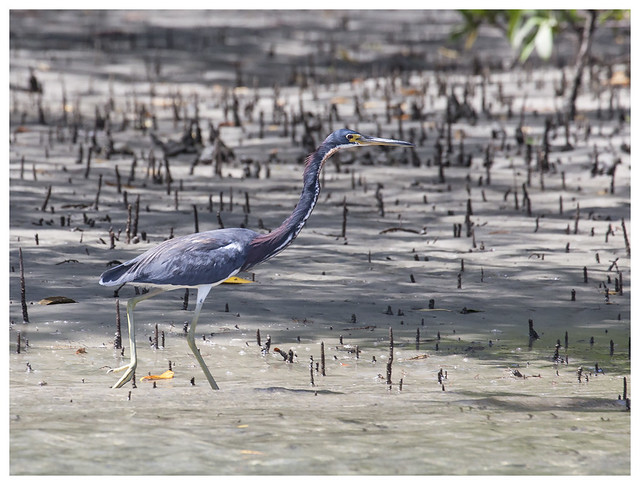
[242,146,335,271]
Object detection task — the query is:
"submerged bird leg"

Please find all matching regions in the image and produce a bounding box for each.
[186,284,219,390]
[109,288,165,388]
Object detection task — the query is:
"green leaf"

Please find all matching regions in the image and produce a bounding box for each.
[599,10,628,23]
[464,27,479,50]
[506,10,524,41]
[535,19,554,59]
[511,16,539,49]
[519,39,537,63]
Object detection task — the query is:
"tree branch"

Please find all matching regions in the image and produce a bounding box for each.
[565,10,598,121]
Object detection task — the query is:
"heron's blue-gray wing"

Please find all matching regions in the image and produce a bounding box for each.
[99,229,259,287]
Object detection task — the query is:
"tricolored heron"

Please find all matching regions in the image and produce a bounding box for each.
[99,128,413,390]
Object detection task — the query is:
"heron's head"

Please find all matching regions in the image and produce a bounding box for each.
[325,128,414,151]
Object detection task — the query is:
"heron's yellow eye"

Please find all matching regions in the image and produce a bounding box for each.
[346,134,353,141]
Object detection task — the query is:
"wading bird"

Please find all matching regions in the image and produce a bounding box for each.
[99,128,413,390]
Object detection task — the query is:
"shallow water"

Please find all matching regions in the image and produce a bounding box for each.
[10,307,630,475]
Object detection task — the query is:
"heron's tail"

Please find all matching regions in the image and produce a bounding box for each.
[99,261,135,286]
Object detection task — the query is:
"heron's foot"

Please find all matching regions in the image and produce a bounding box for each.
[196,359,220,391]
[204,372,220,391]
[109,364,136,388]
[107,364,130,374]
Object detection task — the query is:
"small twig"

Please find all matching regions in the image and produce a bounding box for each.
[132,195,140,238]
[309,356,315,386]
[618,271,624,296]
[115,165,122,194]
[128,157,137,185]
[375,185,384,217]
[84,146,92,179]
[386,327,394,387]
[114,298,122,349]
[341,197,348,238]
[19,248,29,323]
[93,174,103,210]
[40,185,52,212]
[108,227,115,249]
[125,204,132,244]
[182,289,189,310]
[379,227,420,235]
[261,334,271,354]
[621,218,630,256]
[165,158,172,195]
[193,204,199,233]
[583,266,588,283]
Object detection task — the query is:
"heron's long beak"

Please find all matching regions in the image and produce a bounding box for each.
[356,134,414,147]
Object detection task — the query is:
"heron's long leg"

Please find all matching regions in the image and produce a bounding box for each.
[186,285,219,390]
[110,288,165,389]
